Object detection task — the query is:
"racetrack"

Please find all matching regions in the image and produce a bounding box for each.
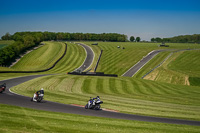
[122,50,164,77]
[0,75,200,126]
[73,43,94,72]
[122,49,199,77]
[1,44,200,126]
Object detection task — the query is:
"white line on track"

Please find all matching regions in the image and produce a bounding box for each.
[9,88,26,97]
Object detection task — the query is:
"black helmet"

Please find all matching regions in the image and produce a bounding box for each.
[97,96,100,98]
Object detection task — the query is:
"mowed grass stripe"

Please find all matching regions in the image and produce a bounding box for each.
[48,43,77,73]
[96,78,104,93]
[82,78,92,93]
[141,80,172,95]
[129,79,145,95]
[2,104,200,133]
[168,50,200,77]
[12,42,65,71]
[11,75,200,120]
[46,42,86,73]
[109,78,119,94]
[144,50,200,85]
[71,77,84,93]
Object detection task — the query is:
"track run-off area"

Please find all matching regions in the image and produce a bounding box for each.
[1,42,200,127]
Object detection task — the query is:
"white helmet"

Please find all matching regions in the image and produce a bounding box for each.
[41,88,44,90]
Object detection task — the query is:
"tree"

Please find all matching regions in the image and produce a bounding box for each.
[151,38,155,42]
[136,37,141,42]
[117,37,125,42]
[130,36,135,42]
[155,37,162,42]
[1,32,11,40]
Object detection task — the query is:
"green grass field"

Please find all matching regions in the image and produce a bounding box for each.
[0,41,86,80]
[81,42,200,76]
[11,74,200,121]
[1,41,200,132]
[134,51,172,79]
[1,104,200,133]
[46,42,86,74]
[11,41,66,71]
[144,49,200,86]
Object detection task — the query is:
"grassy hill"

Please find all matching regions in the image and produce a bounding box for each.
[11,74,200,121]
[1,41,200,132]
[82,42,200,76]
[1,104,199,133]
[0,41,86,80]
[11,41,65,71]
[143,49,200,86]
[46,42,86,74]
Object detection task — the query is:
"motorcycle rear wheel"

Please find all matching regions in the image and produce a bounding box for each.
[85,104,88,109]
[95,104,101,110]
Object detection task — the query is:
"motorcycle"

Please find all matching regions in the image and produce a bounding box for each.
[31,93,44,102]
[0,83,6,93]
[85,97,103,110]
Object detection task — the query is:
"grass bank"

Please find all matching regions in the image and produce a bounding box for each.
[81,42,200,76]
[11,41,65,71]
[0,41,86,80]
[1,104,200,133]
[11,74,200,121]
[144,50,200,86]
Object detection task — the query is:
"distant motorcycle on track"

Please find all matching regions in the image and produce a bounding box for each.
[31,88,44,102]
[0,83,6,93]
[85,96,103,110]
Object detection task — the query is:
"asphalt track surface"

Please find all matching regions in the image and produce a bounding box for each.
[122,50,164,77]
[0,45,200,126]
[74,43,94,72]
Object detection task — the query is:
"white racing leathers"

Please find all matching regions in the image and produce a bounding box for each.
[32,93,44,102]
[33,93,37,101]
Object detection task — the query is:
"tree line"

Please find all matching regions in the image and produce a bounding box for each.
[0,31,128,66]
[151,34,200,43]
[2,32,128,42]
[0,32,44,66]
[130,36,141,42]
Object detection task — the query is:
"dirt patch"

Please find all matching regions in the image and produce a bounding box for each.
[185,76,190,86]
[144,70,159,81]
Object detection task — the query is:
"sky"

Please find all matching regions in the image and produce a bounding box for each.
[0,0,200,41]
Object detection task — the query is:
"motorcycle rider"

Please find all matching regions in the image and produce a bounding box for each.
[92,96,100,105]
[33,88,44,102]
